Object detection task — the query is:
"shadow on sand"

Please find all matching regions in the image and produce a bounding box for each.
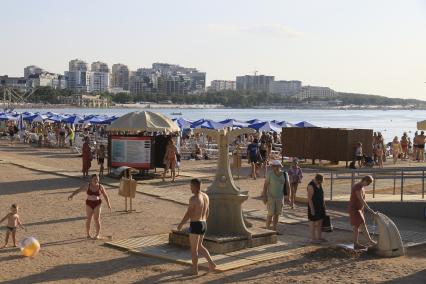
[1,255,190,284]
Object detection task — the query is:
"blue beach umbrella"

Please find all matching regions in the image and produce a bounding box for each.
[63,115,84,124]
[219,119,249,128]
[0,113,19,121]
[248,121,281,132]
[192,119,224,130]
[175,117,193,129]
[295,121,317,128]
[246,119,263,124]
[275,120,295,128]
[102,116,119,125]
[47,114,66,122]
[29,114,48,123]
[86,116,108,125]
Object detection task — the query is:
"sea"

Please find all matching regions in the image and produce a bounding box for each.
[17,108,426,143]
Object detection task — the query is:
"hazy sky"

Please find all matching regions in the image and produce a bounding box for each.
[1,0,426,99]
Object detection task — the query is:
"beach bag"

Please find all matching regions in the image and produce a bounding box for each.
[321,215,333,232]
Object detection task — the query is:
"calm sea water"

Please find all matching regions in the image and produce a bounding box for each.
[18,108,426,143]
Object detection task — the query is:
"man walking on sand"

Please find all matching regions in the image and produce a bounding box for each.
[262,160,290,232]
[177,178,216,276]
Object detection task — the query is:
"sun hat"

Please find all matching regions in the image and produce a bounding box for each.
[271,160,282,167]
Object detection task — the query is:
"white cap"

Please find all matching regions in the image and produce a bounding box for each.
[271,160,282,167]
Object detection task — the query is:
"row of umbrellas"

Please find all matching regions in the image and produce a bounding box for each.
[0,111,119,125]
[174,118,317,132]
[0,111,318,133]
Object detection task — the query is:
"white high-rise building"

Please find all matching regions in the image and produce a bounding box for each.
[66,59,91,93]
[90,61,109,92]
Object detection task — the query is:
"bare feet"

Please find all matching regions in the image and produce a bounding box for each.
[0,245,7,249]
[354,243,367,250]
[208,262,217,273]
[93,235,101,240]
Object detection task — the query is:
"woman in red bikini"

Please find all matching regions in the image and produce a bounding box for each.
[68,174,112,239]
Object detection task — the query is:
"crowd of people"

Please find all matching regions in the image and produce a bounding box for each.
[261,160,377,249]
[353,131,426,169]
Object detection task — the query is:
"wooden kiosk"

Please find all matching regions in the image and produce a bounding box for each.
[106,111,180,211]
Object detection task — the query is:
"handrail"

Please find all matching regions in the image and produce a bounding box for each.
[283,166,426,202]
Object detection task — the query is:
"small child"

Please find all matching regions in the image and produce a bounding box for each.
[97,144,106,177]
[0,204,25,248]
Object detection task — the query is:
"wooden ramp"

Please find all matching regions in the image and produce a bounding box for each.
[105,234,318,272]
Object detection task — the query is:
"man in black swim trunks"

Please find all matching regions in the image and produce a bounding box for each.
[177,178,216,275]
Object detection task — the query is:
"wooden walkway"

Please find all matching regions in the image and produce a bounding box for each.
[105,234,318,272]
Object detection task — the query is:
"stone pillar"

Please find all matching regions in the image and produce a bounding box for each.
[194,128,256,237]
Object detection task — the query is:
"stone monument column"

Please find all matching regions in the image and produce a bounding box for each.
[194,128,256,237]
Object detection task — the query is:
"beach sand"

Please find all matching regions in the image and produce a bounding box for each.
[0,142,425,283]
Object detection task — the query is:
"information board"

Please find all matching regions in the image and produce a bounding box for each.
[111,136,152,169]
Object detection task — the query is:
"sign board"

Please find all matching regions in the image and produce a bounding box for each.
[111,136,152,169]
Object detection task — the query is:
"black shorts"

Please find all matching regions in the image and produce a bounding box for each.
[98,158,105,165]
[356,156,363,161]
[6,226,16,232]
[189,221,207,235]
[249,154,258,164]
[418,144,425,149]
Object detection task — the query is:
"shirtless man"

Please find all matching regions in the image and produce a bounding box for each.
[177,178,216,276]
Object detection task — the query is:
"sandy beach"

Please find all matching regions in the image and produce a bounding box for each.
[0,141,425,283]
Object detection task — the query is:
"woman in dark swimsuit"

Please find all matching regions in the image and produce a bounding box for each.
[68,174,112,239]
[307,174,326,244]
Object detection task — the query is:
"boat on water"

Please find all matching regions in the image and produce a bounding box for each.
[171,112,183,115]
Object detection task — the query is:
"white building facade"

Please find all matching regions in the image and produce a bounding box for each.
[209,80,236,91]
[269,80,302,96]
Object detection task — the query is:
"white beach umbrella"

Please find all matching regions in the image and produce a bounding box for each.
[107,111,179,133]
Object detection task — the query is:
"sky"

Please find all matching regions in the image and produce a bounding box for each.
[1,0,426,99]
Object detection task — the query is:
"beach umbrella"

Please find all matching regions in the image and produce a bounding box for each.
[295,121,317,128]
[107,111,179,133]
[63,115,84,124]
[175,117,193,129]
[0,113,19,121]
[246,119,262,124]
[47,114,65,123]
[192,120,224,130]
[102,116,119,125]
[24,114,46,122]
[219,119,249,128]
[29,114,48,123]
[248,121,281,132]
[86,116,109,125]
[275,120,295,128]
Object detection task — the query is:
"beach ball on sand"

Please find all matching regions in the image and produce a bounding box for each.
[18,237,40,257]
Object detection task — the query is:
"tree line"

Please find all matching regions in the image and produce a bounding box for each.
[3,86,424,108]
